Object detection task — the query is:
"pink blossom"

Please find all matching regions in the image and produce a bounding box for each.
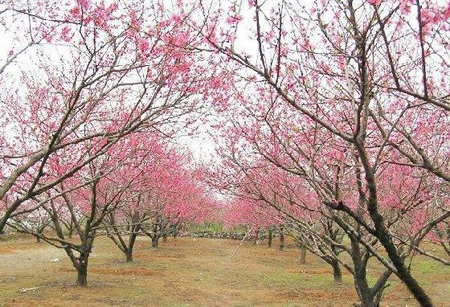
[226,14,243,25]
[69,6,81,18]
[139,39,149,55]
[61,26,72,42]
[367,0,382,5]
[76,0,90,10]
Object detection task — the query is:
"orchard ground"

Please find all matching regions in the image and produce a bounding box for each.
[1,235,449,306]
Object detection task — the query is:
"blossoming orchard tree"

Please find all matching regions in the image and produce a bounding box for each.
[0,0,209,236]
[9,206,53,243]
[222,198,284,247]
[9,132,161,286]
[104,134,215,260]
[9,128,218,285]
[1,0,449,304]
[191,0,450,305]
[214,144,446,304]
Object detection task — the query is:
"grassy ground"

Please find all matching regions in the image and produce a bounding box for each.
[0,235,449,306]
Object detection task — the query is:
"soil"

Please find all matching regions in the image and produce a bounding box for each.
[0,236,448,306]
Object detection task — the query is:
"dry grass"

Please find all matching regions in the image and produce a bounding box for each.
[0,235,449,306]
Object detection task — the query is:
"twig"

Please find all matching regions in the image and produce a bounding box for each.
[228,227,253,262]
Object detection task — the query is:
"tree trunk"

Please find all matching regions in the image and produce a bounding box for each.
[354,277,374,307]
[163,234,167,243]
[376,229,431,306]
[253,230,259,245]
[360,148,432,306]
[299,245,306,264]
[36,229,44,243]
[68,227,73,239]
[125,251,133,262]
[76,254,89,287]
[125,232,137,262]
[151,236,159,248]
[279,228,285,251]
[352,262,387,307]
[331,260,342,283]
[353,291,382,307]
[353,300,378,307]
[268,229,273,248]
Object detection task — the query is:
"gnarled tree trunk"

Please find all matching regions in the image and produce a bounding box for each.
[268,229,273,248]
[151,236,159,248]
[299,245,306,264]
[279,227,285,251]
[331,259,342,283]
[125,250,133,262]
[76,253,89,287]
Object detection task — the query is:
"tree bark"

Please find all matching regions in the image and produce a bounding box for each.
[67,226,74,238]
[268,229,273,248]
[125,251,133,262]
[299,245,306,264]
[354,275,374,307]
[151,236,159,248]
[375,223,432,306]
[76,254,89,287]
[253,230,259,245]
[279,228,285,251]
[331,259,342,283]
[356,135,433,306]
[36,228,44,243]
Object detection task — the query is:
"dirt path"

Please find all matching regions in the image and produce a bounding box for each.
[0,236,448,306]
[0,242,66,274]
